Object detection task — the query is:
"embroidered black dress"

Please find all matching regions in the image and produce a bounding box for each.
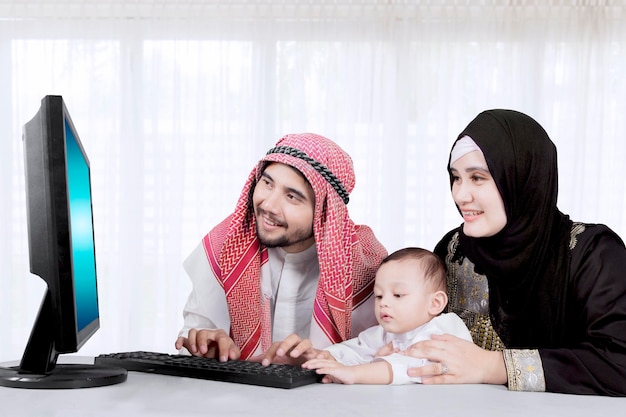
[436,109,626,396]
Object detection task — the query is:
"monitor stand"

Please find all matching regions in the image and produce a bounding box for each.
[0,292,127,389]
[0,363,127,389]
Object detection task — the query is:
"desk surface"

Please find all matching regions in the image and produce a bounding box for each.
[1,357,625,417]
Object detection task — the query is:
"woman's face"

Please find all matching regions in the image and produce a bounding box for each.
[450,150,507,237]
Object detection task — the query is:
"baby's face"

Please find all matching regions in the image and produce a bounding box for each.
[373,260,436,334]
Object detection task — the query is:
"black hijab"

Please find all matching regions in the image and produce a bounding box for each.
[449,109,573,348]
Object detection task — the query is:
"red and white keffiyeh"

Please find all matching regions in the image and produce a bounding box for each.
[202,133,387,359]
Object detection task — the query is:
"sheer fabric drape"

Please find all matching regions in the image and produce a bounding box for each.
[1,1,625,359]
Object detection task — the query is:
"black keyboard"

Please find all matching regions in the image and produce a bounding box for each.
[95,351,321,389]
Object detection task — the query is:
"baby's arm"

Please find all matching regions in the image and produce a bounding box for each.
[302,358,392,385]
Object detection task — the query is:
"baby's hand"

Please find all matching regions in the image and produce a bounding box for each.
[375,341,397,357]
[302,358,356,384]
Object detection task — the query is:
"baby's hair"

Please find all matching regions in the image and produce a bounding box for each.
[379,247,447,292]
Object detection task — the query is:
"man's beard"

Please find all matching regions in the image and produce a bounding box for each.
[255,216,314,249]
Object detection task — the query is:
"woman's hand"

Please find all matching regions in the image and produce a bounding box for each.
[403,334,507,385]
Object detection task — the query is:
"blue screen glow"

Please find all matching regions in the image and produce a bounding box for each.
[65,120,99,332]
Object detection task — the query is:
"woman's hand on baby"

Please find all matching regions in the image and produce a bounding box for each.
[403,334,507,385]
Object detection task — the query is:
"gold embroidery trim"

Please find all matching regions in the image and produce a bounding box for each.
[503,349,546,392]
[445,232,504,351]
[569,222,585,250]
[471,316,505,351]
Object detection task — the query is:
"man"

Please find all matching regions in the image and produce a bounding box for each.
[175,133,387,365]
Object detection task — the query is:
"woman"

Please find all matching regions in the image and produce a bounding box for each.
[406,109,626,396]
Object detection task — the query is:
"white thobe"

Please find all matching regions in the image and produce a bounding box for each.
[178,241,376,355]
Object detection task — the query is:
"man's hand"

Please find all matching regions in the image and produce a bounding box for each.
[175,328,240,362]
[252,334,327,366]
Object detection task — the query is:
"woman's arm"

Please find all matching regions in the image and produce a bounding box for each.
[537,226,626,396]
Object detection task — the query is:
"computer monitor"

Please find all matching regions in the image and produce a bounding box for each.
[0,95,126,389]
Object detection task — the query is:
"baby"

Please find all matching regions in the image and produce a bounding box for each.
[302,247,472,384]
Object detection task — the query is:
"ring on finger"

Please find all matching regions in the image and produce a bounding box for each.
[441,363,449,374]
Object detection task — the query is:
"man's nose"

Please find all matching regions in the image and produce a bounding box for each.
[260,190,280,213]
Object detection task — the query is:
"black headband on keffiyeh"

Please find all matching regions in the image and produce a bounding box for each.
[266,146,350,204]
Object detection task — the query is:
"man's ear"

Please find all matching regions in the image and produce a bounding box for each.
[428,290,448,316]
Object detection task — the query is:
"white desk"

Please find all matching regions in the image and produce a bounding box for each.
[1,357,625,417]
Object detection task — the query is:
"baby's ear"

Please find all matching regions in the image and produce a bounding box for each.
[429,290,448,316]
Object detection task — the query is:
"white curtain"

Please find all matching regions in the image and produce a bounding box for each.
[1,0,625,360]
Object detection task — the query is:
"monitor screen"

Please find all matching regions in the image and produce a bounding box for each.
[0,95,126,389]
[65,118,99,339]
